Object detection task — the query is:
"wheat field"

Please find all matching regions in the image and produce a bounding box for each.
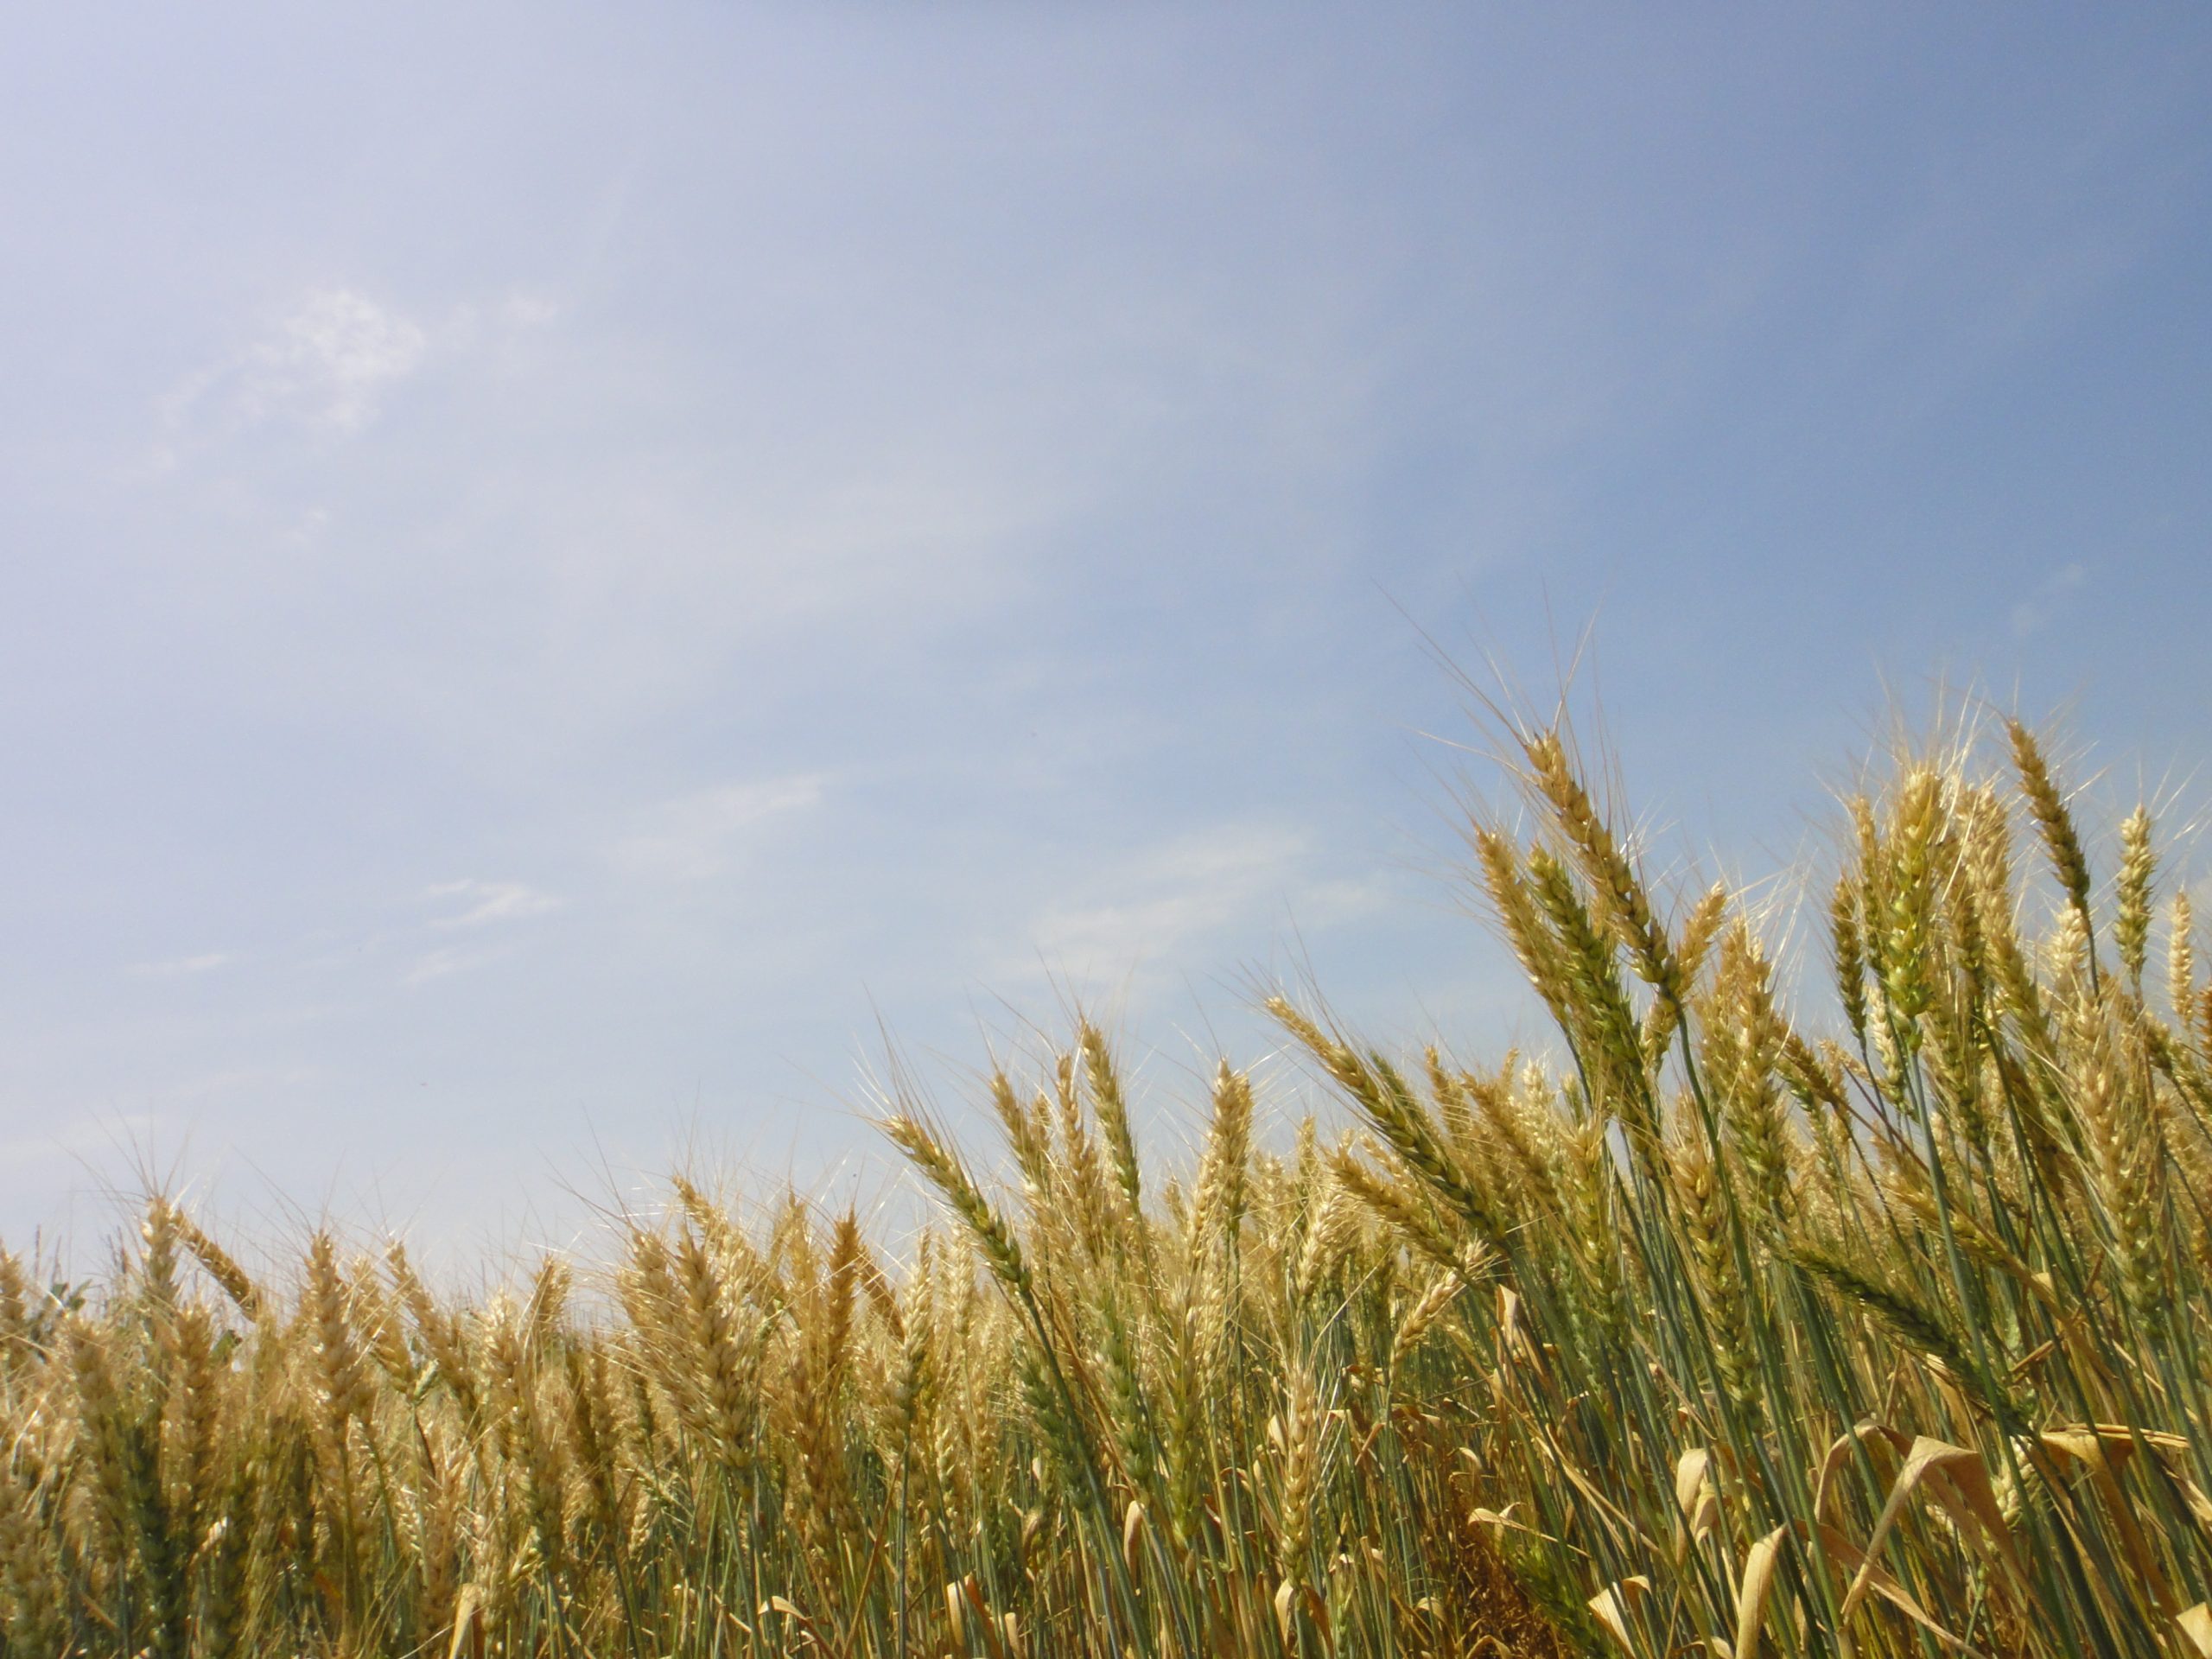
[5,714,2212,1657]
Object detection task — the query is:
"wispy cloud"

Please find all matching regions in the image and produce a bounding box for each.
[127,952,233,978]
[163,1066,319,1103]
[423,880,563,930]
[448,290,563,342]
[0,1110,164,1174]
[381,880,563,985]
[613,775,826,883]
[256,289,429,431]
[153,283,563,467]
[402,944,506,987]
[2012,562,2090,640]
[159,288,428,453]
[1014,824,1390,985]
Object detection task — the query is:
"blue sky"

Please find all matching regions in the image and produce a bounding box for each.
[4,5,2210,1261]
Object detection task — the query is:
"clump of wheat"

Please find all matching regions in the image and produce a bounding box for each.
[5,713,2211,1657]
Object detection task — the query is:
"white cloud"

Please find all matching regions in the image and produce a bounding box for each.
[162,1066,318,1102]
[283,506,334,548]
[444,289,564,349]
[423,879,563,930]
[613,775,826,882]
[402,944,504,987]
[166,288,429,444]
[0,1109,163,1173]
[2011,562,2089,641]
[127,952,233,977]
[1016,824,1389,983]
[500,291,563,330]
[262,289,429,430]
[158,282,574,461]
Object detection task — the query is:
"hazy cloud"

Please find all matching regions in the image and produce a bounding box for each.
[423,880,563,930]
[127,952,233,978]
[0,1110,163,1174]
[159,288,429,454]
[154,283,564,467]
[402,944,505,987]
[2012,563,2089,640]
[259,289,429,431]
[1017,824,1390,986]
[613,775,826,883]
